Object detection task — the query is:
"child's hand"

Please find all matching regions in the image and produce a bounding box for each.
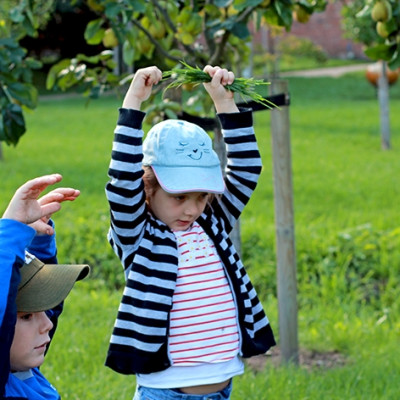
[122,66,162,110]
[2,174,79,235]
[30,187,80,235]
[203,65,239,114]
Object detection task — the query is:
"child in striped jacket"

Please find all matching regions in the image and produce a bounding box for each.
[105,65,275,400]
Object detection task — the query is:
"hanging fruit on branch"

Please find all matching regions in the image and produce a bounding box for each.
[365,61,399,86]
[371,0,392,23]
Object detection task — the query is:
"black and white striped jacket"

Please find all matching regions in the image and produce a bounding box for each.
[105,107,276,375]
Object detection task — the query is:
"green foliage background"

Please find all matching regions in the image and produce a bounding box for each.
[1,71,400,398]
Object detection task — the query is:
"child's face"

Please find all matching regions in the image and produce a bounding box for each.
[10,311,53,371]
[149,189,210,231]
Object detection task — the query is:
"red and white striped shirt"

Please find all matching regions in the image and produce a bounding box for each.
[170,222,240,366]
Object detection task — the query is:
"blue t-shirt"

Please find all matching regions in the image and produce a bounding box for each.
[5,369,59,400]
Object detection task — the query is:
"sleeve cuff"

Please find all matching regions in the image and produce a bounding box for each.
[27,219,57,261]
[118,108,146,130]
[217,107,253,130]
[0,219,35,256]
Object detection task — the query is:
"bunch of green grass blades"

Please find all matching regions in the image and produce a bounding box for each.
[162,62,278,109]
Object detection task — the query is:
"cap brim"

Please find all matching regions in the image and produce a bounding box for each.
[152,165,225,194]
[16,264,90,313]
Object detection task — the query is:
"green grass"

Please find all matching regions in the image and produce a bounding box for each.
[250,73,400,234]
[278,57,369,73]
[1,72,400,399]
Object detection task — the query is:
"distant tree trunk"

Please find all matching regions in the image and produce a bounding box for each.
[0,142,3,161]
[377,60,391,150]
[261,26,279,79]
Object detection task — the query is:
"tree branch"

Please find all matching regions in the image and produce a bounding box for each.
[130,18,181,62]
[209,30,231,65]
[131,15,207,65]
[208,5,257,66]
[236,6,256,24]
[150,0,176,33]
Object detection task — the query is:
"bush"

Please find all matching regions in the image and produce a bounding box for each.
[243,224,400,309]
[57,209,126,289]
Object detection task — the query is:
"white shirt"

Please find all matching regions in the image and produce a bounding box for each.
[137,222,244,388]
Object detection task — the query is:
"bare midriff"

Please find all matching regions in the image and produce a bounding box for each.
[179,379,230,395]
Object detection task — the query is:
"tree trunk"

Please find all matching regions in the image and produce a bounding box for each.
[377,60,391,150]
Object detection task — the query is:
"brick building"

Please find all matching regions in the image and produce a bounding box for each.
[287,1,366,59]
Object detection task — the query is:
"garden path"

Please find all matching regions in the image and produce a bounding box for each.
[280,63,369,78]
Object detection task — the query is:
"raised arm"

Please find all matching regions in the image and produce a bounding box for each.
[202,65,239,114]
[107,67,162,273]
[2,174,80,235]
[122,66,162,110]
[201,66,262,231]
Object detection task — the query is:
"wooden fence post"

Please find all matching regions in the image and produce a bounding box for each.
[270,80,299,364]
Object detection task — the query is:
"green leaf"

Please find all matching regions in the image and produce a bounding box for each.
[274,0,293,30]
[0,38,19,48]
[84,19,104,44]
[105,59,117,69]
[165,108,178,119]
[99,50,114,59]
[7,82,38,109]
[386,18,398,35]
[234,0,263,12]
[231,21,250,39]
[263,8,282,27]
[22,17,36,37]
[77,54,101,64]
[25,7,37,30]
[355,3,371,18]
[297,0,314,13]
[105,3,122,18]
[122,40,135,67]
[1,103,26,146]
[25,57,42,70]
[126,0,146,13]
[46,59,72,89]
[365,44,397,61]
[106,73,119,84]
[388,45,400,69]
[9,8,25,23]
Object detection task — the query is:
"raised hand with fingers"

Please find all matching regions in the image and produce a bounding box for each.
[202,65,239,114]
[2,174,80,235]
[122,66,163,111]
[30,186,80,234]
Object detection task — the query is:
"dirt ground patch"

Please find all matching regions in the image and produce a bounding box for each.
[246,346,348,372]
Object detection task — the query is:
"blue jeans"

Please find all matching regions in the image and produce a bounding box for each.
[132,381,232,400]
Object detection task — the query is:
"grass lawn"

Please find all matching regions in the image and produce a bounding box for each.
[1,71,400,399]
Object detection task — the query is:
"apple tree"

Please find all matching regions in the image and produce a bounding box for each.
[1,0,330,149]
[0,0,54,153]
[342,0,400,149]
[46,0,328,120]
[342,0,400,67]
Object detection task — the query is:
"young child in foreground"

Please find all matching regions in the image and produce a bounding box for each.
[105,65,276,399]
[0,174,90,400]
